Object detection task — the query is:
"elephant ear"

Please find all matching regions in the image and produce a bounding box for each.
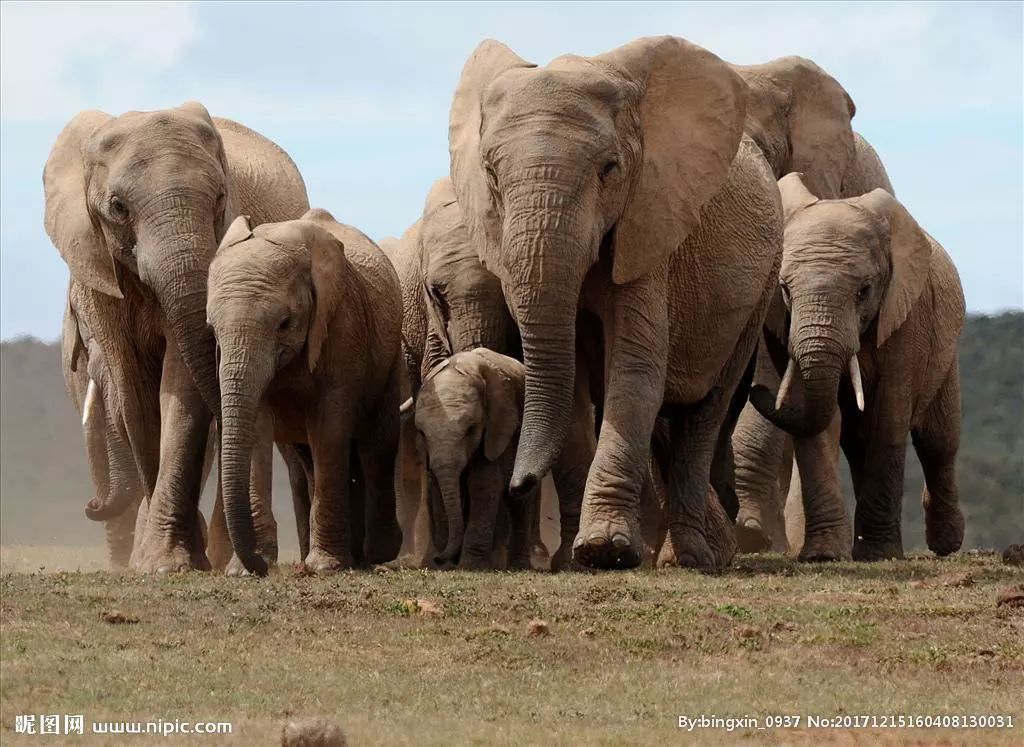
[778,172,819,223]
[217,215,254,252]
[782,58,856,200]
[300,210,347,372]
[43,110,122,298]
[596,36,748,284]
[449,40,536,274]
[478,352,521,461]
[63,292,87,374]
[856,189,932,347]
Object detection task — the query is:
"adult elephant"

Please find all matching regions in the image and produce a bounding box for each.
[727,57,895,553]
[44,102,309,572]
[61,291,142,568]
[449,36,783,569]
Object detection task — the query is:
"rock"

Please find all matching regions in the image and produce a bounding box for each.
[527,619,549,637]
[1002,544,1024,566]
[415,598,444,616]
[939,572,975,588]
[995,585,1024,608]
[101,610,139,625]
[281,717,347,746]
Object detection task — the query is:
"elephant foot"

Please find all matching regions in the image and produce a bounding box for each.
[735,515,772,553]
[458,555,494,571]
[852,536,904,562]
[550,541,577,573]
[135,541,210,574]
[530,540,551,571]
[798,526,852,562]
[925,503,964,557]
[657,524,717,570]
[304,547,353,573]
[572,515,643,570]
[364,522,403,566]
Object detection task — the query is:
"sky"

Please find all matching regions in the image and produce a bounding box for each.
[1,1,1021,340]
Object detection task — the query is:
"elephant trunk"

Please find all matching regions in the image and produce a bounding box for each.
[433,468,465,564]
[751,315,846,438]
[85,401,142,522]
[137,198,221,419]
[217,336,273,575]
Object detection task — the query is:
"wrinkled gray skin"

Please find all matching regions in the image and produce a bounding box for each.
[449,36,782,569]
[749,175,965,561]
[727,56,896,554]
[61,292,142,568]
[208,209,404,574]
[44,102,309,572]
[415,349,589,570]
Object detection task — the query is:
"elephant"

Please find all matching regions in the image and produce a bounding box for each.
[207,209,404,574]
[748,174,965,561]
[413,348,588,570]
[448,36,783,570]
[44,102,309,572]
[727,56,897,553]
[61,291,143,568]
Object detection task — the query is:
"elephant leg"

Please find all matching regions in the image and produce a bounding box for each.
[528,483,551,570]
[225,405,278,575]
[129,496,149,570]
[912,366,964,557]
[356,385,403,566]
[710,356,753,523]
[104,497,140,569]
[461,460,504,570]
[305,398,355,572]
[549,355,593,571]
[396,419,422,557]
[423,471,447,568]
[792,426,851,561]
[573,274,668,570]
[279,442,313,563]
[733,402,790,553]
[851,440,907,561]
[135,340,212,573]
[505,488,536,571]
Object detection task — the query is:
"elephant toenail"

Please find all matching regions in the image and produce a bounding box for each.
[611,534,630,549]
[587,534,609,547]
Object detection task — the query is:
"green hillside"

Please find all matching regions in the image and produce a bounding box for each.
[1,313,1021,551]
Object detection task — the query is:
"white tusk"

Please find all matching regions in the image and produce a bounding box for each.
[82,379,98,426]
[775,359,797,410]
[399,397,414,417]
[849,355,865,411]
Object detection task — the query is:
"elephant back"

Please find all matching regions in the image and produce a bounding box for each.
[214,117,310,224]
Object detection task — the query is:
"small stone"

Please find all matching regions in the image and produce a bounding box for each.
[939,572,975,588]
[527,619,549,637]
[281,717,347,746]
[736,625,760,639]
[415,598,444,616]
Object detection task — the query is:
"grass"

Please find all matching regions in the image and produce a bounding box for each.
[1,549,1022,745]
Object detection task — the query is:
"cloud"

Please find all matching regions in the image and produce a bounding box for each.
[0,1,199,120]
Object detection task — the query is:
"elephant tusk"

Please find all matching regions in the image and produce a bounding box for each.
[849,355,865,411]
[775,359,797,410]
[399,396,414,418]
[82,379,98,426]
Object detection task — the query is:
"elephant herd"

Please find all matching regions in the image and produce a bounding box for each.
[49,35,965,576]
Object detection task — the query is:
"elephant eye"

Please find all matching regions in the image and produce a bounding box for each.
[278,314,292,332]
[109,195,129,223]
[599,160,619,183]
[857,283,871,302]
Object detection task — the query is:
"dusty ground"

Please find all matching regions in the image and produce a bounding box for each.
[1,548,1022,746]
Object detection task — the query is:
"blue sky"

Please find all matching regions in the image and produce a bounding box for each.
[1,1,1021,340]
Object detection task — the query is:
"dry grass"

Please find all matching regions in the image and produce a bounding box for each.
[1,549,1022,745]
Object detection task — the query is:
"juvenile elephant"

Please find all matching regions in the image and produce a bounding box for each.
[749,174,965,561]
[44,103,309,572]
[207,209,404,574]
[449,36,782,569]
[414,349,586,570]
[728,56,896,552]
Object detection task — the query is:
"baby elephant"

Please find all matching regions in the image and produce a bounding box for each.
[413,349,585,571]
[751,174,965,561]
[208,208,404,575]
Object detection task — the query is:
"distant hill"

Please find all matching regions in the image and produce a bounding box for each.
[1,313,1022,551]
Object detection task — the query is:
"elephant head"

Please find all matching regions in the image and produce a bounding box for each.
[414,349,523,565]
[449,36,747,494]
[733,57,857,199]
[44,102,240,427]
[750,174,933,436]
[419,177,516,365]
[207,209,347,574]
